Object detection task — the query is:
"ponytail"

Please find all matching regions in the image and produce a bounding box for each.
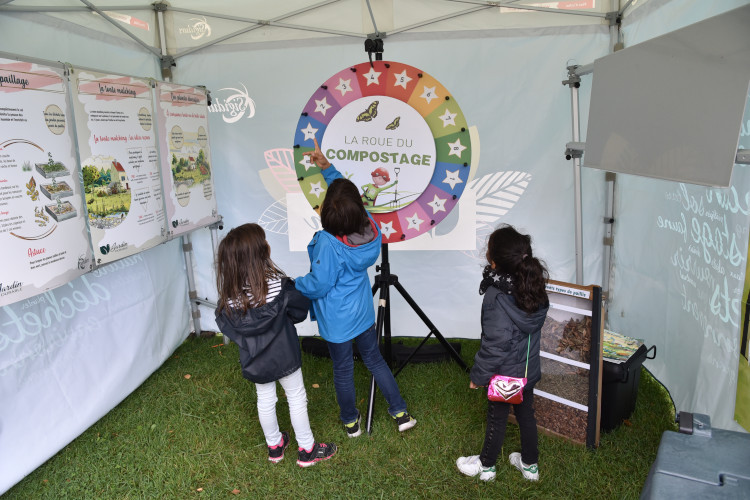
[486,224,548,314]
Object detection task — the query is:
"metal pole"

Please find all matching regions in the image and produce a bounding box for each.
[182,233,200,335]
[570,79,584,285]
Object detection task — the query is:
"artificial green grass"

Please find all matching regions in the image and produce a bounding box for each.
[6,335,676,499]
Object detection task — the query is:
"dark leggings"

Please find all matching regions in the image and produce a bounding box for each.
[479,386,538,467]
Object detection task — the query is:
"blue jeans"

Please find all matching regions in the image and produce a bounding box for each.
[326,324,407,424]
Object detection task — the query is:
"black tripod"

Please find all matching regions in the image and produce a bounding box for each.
[365,243,469,433]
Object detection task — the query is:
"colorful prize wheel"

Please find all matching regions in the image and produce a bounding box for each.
[293,61,471,242]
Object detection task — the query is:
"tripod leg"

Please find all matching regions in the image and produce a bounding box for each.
[392,280,468,373]
[366,285,389,434]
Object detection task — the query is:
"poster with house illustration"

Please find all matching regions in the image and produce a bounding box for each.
[0,57,92,307]
[155,82,219,236]
[72,70,167,265]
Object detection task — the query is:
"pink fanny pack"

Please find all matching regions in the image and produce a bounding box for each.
[486,335,530,405]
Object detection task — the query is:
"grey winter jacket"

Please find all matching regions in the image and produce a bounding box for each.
[470,286,549,387]
[215,277,310,384]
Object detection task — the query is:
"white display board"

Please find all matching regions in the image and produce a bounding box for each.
[0,58,92,307]
[72,70,166,265]
[155,82,219,235]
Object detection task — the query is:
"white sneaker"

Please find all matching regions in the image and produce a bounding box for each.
[456,455,496,481]
[509,452,539,481]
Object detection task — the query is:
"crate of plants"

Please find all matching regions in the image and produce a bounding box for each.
[35,153,70,179]
[40,178,74,200]
[45,199,77,222]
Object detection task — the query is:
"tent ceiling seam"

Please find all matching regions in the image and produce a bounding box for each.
[0,4,151,12]
[389,5,493,36]
[446,0,607,18]
[171,0,359,61]
[77,0,161,57]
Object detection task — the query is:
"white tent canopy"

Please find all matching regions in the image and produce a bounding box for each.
[1,0,749,493]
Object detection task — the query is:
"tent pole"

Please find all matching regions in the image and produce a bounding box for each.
[182,234,200,335]
[565,66,584,285]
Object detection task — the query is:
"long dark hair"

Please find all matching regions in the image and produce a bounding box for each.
[320,178,369,236]
[216,223,285,314]
[486,224,548,313]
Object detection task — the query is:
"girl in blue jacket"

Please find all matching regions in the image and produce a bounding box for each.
[456,224,549,482]
[296,138,416,437]
[215,223,336,467]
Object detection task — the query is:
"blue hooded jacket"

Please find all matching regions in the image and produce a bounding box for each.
[295,165,382,343]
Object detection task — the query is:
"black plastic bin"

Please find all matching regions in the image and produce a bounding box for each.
[600,344,656,432]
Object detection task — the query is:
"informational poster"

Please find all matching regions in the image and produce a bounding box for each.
[72,70,166,265]
[0,58,92,307]
[155,82,219,236]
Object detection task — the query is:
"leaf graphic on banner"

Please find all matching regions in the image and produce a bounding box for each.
[462,171,532,260]
[258,148,303,235]
[258,199,289,235]
[263,148,301,194]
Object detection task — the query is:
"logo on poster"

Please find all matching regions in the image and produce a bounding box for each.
[0,280,22,296]
[208,84,256,124]
[178,16,212,40]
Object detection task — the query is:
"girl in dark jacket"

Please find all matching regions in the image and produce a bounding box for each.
[215,223,336,468]
[456,224,549,482]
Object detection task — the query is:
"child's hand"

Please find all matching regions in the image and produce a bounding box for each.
[469,380,479,389]
[304,137,331,169]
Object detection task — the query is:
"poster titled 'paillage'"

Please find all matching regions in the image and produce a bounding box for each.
[0,58,92,307]
[156,82,218,236]
[73,71,166,265]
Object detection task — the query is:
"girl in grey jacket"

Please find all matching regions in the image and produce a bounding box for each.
[456,225,549,482]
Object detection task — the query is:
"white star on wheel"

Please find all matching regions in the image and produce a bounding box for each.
[380,221,396,239]
[428,194,447,214]
[406,212,424,231]
[442,170,463,190]
[393,70,412,89]
[447,138,467,158]
[301,123,318,141]
[439,109,457,128]
[336,78,353,96]
[420,86,438,104]
[314,97,332,116]
[309,181,325,198]
[363,67,382,86]
[299,155,314,171]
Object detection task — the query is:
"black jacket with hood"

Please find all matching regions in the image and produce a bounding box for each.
[470,286,549,388]
[215,277,310,384]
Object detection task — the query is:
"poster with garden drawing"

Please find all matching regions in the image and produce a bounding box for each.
[155,82,218,236]
[72,70,166,265]
[0,57,92,307]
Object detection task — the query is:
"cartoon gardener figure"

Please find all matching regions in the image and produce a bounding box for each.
[361,167,398,207]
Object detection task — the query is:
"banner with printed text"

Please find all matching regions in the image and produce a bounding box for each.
[155,82,219,236]
[72,70,166,265]
[0,57,92,307]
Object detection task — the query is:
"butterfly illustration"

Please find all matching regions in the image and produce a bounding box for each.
[385,117,400,130]
[356,101,379,122]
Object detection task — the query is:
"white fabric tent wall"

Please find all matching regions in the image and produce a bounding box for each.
[603,0,750,431]
[0,17,191,495]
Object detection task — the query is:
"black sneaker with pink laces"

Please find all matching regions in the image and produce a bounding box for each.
[267,431,289,463]
[296,442,337,468]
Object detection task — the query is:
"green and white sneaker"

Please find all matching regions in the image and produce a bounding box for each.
[344,412,362,438]
[509,452,539,481]
[456,455,496,481]
[392,411,417,432]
